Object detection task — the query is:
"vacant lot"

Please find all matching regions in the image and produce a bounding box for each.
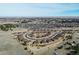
[0,31,29,55]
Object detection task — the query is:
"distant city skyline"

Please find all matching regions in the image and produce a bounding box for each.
[0,3,79,17]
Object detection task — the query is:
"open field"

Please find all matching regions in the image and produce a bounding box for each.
[0,30,30,55]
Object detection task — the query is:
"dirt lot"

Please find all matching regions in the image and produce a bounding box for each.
[0,31,29,55]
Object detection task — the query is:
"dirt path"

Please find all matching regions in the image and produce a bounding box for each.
[27,37,63,55]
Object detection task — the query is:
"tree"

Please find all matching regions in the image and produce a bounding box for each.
[66,43,79,55]
[0,24,16,31]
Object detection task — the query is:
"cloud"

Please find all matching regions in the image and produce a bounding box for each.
[0,3,78,16]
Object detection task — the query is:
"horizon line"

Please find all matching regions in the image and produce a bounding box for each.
[0,16,79,18]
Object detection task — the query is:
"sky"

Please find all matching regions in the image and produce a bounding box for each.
[0,3,79,17]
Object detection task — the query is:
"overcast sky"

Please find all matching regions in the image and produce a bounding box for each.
[0,3,79,17]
